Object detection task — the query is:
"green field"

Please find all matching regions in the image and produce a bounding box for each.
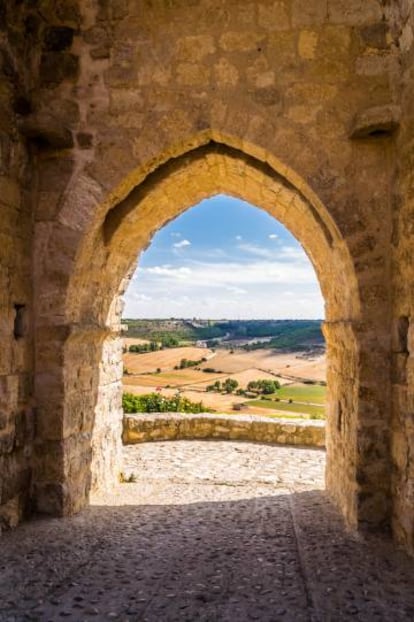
[247,399,325,419]
[275,384,326,404]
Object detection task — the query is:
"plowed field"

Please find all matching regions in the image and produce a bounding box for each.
[124,346,215,374]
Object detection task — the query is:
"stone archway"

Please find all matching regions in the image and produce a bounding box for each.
[2,0,414,560]
[33,134,390,537]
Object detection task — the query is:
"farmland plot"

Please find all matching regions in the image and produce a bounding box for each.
[124,346,215,374]
[122,344,326,419]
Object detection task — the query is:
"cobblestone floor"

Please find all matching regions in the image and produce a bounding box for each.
[1,440,414,621]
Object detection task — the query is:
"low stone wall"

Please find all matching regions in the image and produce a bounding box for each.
[123,413,325,448]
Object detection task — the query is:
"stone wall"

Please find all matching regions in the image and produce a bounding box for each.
[31,0,400,536]
[384,0,414,555]
[123,413,325,448]
[0,5,36,531]
[30,0,397,537]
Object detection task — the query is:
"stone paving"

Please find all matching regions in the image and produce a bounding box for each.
[1,440,414,621]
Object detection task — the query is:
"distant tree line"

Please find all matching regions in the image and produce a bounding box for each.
[246,379,280,394]
[128,334,179,353]
[206,378,280,396]
[122,318,324,351]
[207,378,239,393]
[174,357,207,370]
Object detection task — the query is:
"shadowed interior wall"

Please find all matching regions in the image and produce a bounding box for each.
[0,6,35,531]
[385,0,414,555]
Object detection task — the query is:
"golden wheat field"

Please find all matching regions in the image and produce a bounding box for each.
[124,369,225,388]
[199,349,326,382]
[123,346,215,374]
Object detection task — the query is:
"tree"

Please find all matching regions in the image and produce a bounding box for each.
[260,379,280,394]
[247,380,258,392]
[247,379,280,395]
[207,380,222,392]
[223,378,238,393]
[160,334,179,348]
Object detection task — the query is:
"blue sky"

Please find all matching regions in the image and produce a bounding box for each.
[123,195,324,319]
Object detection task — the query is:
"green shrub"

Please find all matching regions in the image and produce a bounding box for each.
[122,392,213,414]
[223,378,238,393]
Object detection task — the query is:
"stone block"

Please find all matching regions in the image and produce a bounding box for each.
[292,0,327,27]
[0,175,21,208]
[43,27,75,52]
[176,63,211,87]
[328,0,382,26]
[175,35,216,62]
[257,2,290,31]
[359,23,390,49]
[219,31,264,52]
[298,31,319,60]
[19,112,74,150]
[39,52,79,86]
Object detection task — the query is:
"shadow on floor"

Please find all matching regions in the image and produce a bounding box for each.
[1,490,414,621]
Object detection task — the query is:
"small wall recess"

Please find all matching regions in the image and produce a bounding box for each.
[13,304,26,339]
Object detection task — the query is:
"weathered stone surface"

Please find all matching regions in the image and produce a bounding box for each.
[123,413,325,448]
[384,0,414,557]
[43,26,75,52]
[0,5,34,535]
[39,52,79,86]
[350,104,401,138]
[18,112,74,149]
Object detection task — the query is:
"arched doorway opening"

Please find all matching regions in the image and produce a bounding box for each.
[33,138,390,537]
[121,193,326,429]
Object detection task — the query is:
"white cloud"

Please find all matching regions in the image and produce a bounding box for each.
[140,258,316,287]
[226,286,247,295]
[173,239,191,249]
[237,242,307,262]
[269,234,278,239]
[235,235,242,241]
[238,243,274,259]
[124,242,323,319]
[170,232,181,238]
[123,281,324,319]
[132,293,152,301]
[146,265,191,279]
[279,245,306,260]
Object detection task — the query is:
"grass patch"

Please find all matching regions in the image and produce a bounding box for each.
[275,384,326,404]
[247,399,325,419]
